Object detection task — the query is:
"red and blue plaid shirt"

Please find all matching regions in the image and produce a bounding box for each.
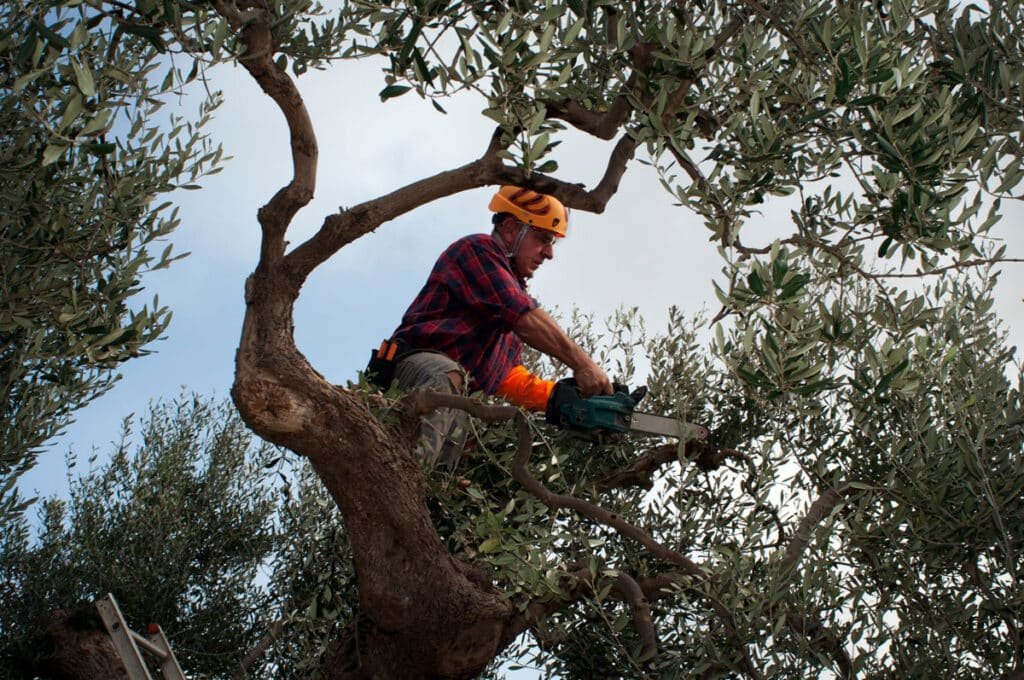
[392,233,537,394]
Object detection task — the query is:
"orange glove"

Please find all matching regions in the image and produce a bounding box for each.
[495,365,555,411]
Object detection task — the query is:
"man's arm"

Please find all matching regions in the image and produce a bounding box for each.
[513,308,613,396]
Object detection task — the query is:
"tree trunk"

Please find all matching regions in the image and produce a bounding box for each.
[231,270,515,678]
[33,609,130,680]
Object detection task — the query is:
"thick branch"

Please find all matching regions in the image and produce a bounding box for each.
[235,618,284,678]
[212,0,316,268]
[614,571,659,662]
[594,440,727,492]
[284,154,500,282]
[547,88,637,140]
[546,44,654,139]
[283,124,641,284]
[497,132,641,213]
[776,484,853,582]
[400,390,519,423]
[771,484,859,677]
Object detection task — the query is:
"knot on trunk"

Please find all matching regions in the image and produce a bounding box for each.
[232,377,312,436]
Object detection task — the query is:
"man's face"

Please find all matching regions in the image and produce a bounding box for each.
[510,223,556,279]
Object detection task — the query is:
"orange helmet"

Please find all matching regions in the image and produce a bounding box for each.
[488,186,568,237]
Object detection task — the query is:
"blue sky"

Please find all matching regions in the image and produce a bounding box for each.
[18,53,1024,505]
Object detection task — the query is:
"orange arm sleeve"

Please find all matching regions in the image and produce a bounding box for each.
[495,365,555,411]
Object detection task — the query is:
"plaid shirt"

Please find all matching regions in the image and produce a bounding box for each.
[392,233,537,394]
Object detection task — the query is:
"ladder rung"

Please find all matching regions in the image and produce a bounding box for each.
[130,629,168,660]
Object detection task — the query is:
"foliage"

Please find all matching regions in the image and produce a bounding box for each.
[0,394,281,678]
[4,0,1023,676]
[0,0,225,513]
[233,289,1020,677]
[424,290,1023,678]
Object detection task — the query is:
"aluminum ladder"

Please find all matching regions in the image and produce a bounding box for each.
[94,593,186,680]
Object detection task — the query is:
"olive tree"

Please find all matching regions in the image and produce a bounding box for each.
[0,0,224,518]
[0,394,281,679]
[12,0,1024,677]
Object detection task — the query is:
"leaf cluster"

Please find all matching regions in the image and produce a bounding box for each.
[1,0,226,513]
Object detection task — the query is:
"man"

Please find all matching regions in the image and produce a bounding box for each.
[377,185,613,468]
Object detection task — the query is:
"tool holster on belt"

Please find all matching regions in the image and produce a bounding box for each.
[365,339,410,389]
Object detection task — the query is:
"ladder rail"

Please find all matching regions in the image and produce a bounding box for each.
[147,624,187,679]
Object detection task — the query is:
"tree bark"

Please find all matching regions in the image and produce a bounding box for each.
[32,609,130,680]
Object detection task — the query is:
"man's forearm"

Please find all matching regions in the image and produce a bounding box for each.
[513,308,591,370]
[513,309,613,396]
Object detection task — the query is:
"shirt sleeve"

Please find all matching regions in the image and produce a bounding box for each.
[448,238,537,327]
[495,365,555,411]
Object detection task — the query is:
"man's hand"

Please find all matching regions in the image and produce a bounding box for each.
[573,358,613,397]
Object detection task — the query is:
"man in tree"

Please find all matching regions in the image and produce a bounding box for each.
[377,185,613,467]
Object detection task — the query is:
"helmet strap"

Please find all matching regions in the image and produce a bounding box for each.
[510,223,530,259]
[499,220,530,260]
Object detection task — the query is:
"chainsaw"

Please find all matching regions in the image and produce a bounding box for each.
[545,379,709,442]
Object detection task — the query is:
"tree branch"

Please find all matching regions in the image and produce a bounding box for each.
[783,612,854,679]
[545,44,654,140]
[966,551,1022,671]
[396,397,763,678]
[505,565,659,663]
[399,390,519,423]
[235,618,285,678]
[593,439,733,492]
[499,132,642,213]
[510,413,705,576]
[777,484,853,583]
[614,570,659,662]
[282,122,643,285]
[212,0,316,269]
[666,144,737,247]
[771,484,859,677]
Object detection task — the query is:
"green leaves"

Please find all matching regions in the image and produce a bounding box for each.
[40,143,69,166]
[118,22,167,52]
[1,0,225,490]
[70,57,95,96]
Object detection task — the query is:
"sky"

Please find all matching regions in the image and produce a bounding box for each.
[17,50,1024,510]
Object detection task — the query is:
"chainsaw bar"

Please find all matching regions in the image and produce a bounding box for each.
[626,411,709,442]
[551,385,710,443]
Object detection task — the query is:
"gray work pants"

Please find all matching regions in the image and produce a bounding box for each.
[394,351,468,469]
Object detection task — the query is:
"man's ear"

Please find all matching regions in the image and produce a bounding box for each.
[493,216,513,244]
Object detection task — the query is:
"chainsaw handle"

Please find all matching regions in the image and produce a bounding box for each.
[545,378,647,429]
